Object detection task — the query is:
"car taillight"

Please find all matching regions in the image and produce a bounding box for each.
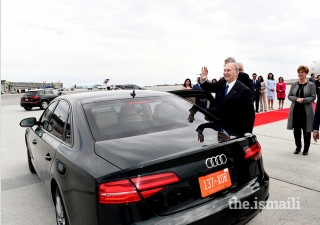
[245,142,262,160]
[129,100,153,105]
[99,172,179,204]
[31,96,39,100]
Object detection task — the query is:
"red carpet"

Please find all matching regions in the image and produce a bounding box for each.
[254,103,317,127]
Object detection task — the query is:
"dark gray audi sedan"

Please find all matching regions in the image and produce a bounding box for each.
[20,90,269,225]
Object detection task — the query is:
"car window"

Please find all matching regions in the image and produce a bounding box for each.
[23,91,37,97]
[40,101,58,130]
[193,94,211,109]
[39,90,45,95]
[84,95,212,141]
[133,85,141,89]
[52,90,60,95]
[48,101,70,140]
[45,90,53,94]
[174,92,214,109]
[64,114,72,144]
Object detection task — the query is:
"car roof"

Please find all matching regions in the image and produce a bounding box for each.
[61,90,170,104]
[27,88,55,91]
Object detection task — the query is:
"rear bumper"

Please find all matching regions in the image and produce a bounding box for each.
[149,176,269,225]
[98,175,269,225]
[20,102,40,107]
[138,175,269,225]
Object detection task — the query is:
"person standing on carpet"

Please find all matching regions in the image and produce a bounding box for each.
[315,75,320,100]
[287,65,316,155]
[266,73,276,110]
[252,73,261,113]
[276,77,286,109]
[258,75,267,112]
[313,91,320,142]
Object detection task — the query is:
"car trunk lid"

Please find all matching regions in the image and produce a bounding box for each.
[95,126,261,215]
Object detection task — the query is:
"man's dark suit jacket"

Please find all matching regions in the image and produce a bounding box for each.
[238,72,253,93]
[252,79,261,98]
[309,77,316,84]
[200,79,255,134]
[313,92,320,131]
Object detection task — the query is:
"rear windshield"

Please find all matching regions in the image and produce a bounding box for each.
[23,91,38,97]
[83,95,211,141]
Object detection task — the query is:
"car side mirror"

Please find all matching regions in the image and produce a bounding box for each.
[43,121,53,132]
[58,92,62,95]
[20,117,37,127]
[47,123,53,132]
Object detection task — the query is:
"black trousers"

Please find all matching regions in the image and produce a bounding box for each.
[293,127,311,151]
[254,95,260,112]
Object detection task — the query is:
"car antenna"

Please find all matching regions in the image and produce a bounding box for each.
[130,90,136,98]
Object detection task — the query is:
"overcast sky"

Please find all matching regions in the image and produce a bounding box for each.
[2,0,320,88]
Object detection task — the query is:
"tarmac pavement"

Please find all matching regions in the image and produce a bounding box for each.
[1,89,320,224]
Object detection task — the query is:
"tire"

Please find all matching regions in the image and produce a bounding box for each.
[54,188,69,225]
[40,100,49,110]
[27,149,36,173]
[24,106,32,111]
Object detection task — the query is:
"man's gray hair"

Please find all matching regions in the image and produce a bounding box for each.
[227,62,239,73]
[225,57,236,63]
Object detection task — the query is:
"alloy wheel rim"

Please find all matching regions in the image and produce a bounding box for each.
[55,194,66,225]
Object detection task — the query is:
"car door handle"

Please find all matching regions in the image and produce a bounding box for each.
[32,139,37,144]
[45,153,52,161]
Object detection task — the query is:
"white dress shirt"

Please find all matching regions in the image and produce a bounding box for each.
[225,80,236,95]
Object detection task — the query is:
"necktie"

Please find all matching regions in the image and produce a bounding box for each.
[225,85,229,96]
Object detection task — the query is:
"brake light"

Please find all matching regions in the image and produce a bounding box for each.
[31,96,39,100]
[99,179,140,204]
[245,142,262,160]
[99,172,179,204]
[129,100,153,104]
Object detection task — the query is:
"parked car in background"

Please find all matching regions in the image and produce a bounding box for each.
[110,84,144,90]
[19,90,269,224]
[20,88,62,111]
[123,84,144,90]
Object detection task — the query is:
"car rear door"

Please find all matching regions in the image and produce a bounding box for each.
[35,100,70,193]
[44,90,56,101]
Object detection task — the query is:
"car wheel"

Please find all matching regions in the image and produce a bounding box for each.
[24,106,32,111]
[27,149,36,173]
[55,188,69,225]
[40,100,49,110]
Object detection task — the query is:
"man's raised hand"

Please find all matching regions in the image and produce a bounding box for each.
[201,67,208,81]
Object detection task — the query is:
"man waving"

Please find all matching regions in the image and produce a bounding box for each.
[198,63,255,135]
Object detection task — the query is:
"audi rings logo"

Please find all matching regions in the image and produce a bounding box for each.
[205,154,228,168]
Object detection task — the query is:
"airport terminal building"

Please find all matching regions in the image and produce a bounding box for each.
[1,80,63,93]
